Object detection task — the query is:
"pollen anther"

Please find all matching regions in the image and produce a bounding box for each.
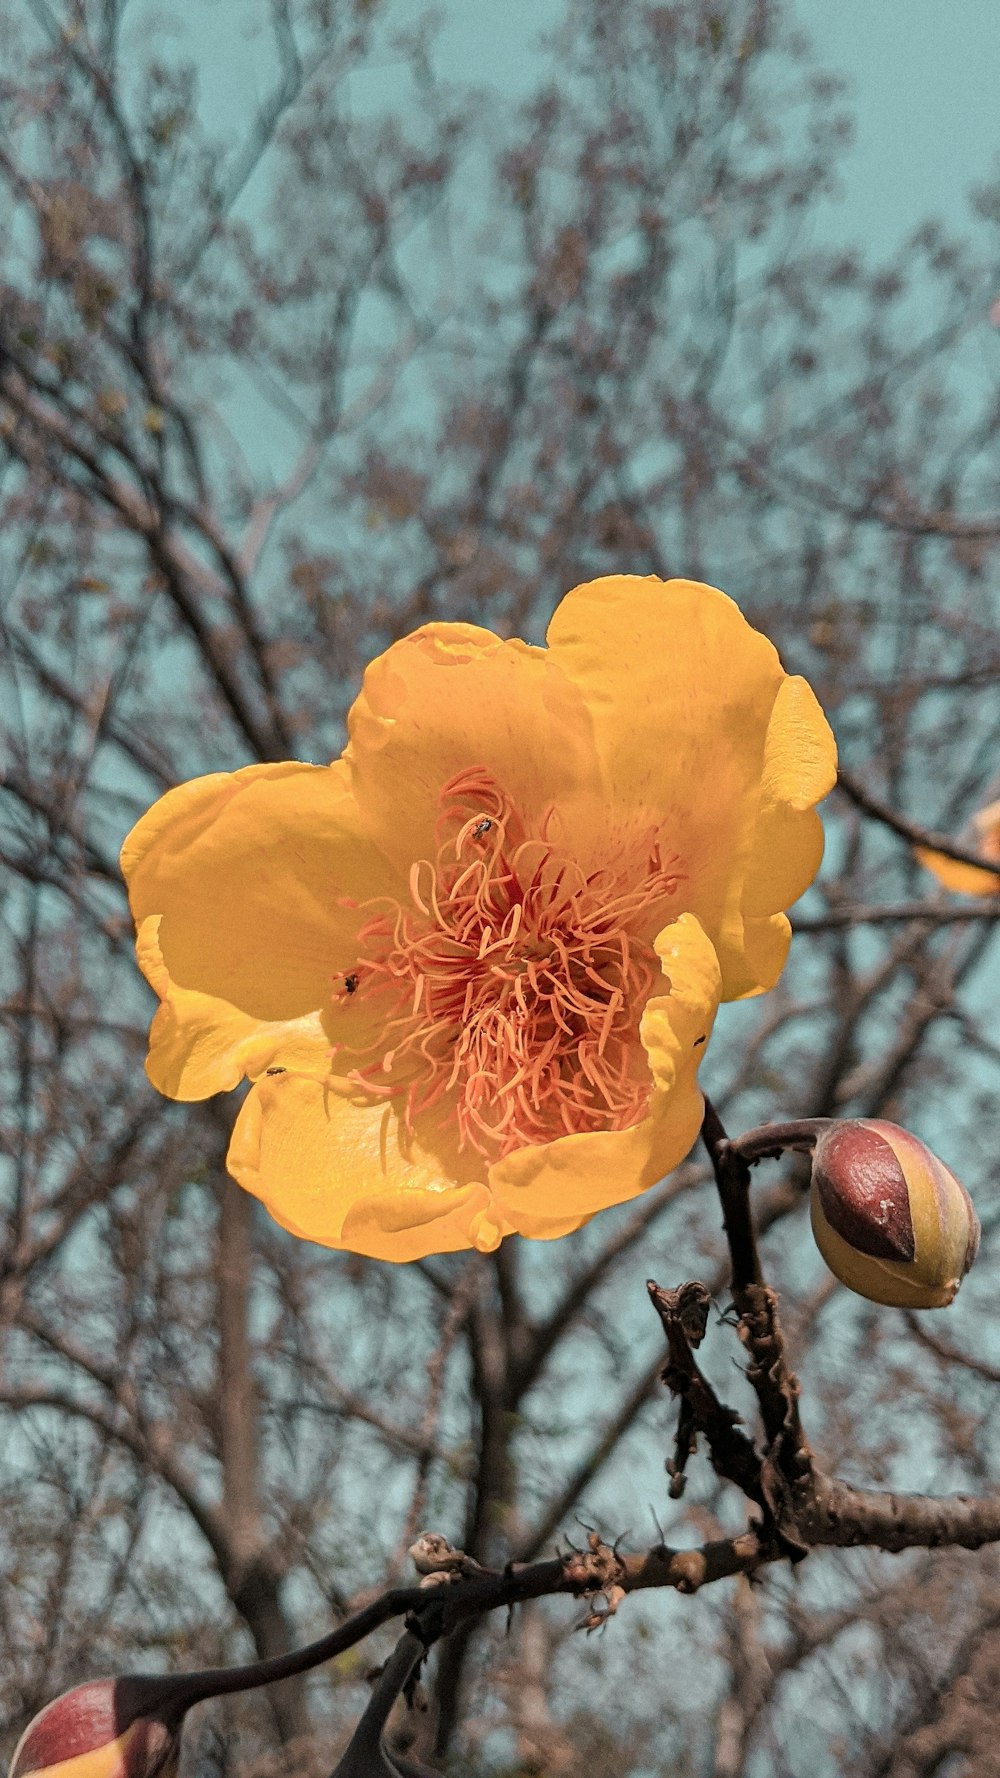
[338,768,682,1159]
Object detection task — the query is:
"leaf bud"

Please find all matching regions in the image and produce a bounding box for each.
[809,1119,980,1308]
[9,1679,181,1778]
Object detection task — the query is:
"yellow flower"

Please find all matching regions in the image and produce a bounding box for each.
[121,575,836,1260]
[916,796,1000,896]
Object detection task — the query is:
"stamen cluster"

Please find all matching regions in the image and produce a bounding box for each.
[336,769,681,1158]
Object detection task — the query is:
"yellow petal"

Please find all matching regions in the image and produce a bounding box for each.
[545,576,837,998]
[722,913,792,999]
[641,913,724,1090]
[916,797,1000,896]
[489,913,720,1235]
[488,1090,701,1238]
[226,1071,501,1260]
[916,849,1000,896]
[740,675,834,915]
[344,622,601,873]
[136,914,333,1099]
[122,761,399,1097]
[874,1121,980,1304]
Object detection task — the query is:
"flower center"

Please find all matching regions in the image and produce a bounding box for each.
[334,769,682,1160]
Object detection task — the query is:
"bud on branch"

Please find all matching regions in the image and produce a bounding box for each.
[9,1680,181,1778]
[809,1119,980,1308]
[726,1113,980,1311]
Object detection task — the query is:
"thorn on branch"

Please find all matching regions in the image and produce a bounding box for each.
[647,1277,764,1512]
[647,1282,714,1496]
[647,1272,816,1563]
[560,1529,629,1633]
[735,1284,813,1561]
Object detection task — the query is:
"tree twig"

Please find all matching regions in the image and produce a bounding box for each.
[836,768,1000,881]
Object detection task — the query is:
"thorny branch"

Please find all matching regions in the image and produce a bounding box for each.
[642,1103,1000,1588]
[88,1488,1000,1731]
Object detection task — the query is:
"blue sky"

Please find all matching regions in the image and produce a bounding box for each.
[802,0,1000,245]
[429,0,1000,250]
[189,0,1000,254]
[177,0,1000,509]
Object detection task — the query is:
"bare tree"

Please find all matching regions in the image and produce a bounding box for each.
[2,0,999,1773]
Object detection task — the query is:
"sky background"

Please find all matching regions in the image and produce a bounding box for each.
[426,0,1000,250]
[192,0,1000,247]
[182,0,1000,502]
[2,6,997,1742]
[802,0,1000,244]
[187,0,1000,298]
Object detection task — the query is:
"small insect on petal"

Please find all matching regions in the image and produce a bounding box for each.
[809,1119,980,1309]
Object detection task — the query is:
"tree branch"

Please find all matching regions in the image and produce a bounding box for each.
[836,768,1000,881]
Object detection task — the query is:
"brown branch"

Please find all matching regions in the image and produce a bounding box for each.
[865,1603,1000,1778]
[836,767,1000,881]
[55,1494,1000,1735]
[330,1629,426,1778]
[700,1098,763,1290]
[646,1280,766,1511]
[139,1529,779,1722]
[902,1314,1000,1387]
[794,901,1000,930]
[0,1383,231,1564]
[390,1263,479,1575]
[729,1120,828,1166]
[695,1106,1000,1569]
[514,1355,663,1563]
[0,360,286,761]
[702,1104,815,1554]
[217,1180,263,1572]
[514,1176,806,1563]
[0,1368,316,1741]
[508,1163,708,1402]
[802,1476,1000,1554]
[4,622,173,788]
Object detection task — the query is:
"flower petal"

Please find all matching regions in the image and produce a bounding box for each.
[344,622,601,871]
[136,914,333,1099]
[917,799,1000,896]
[740,675,834,914]
[916,850,1000,896]
[227,1071,500,1260]
[545,576,837,998]
[730,913,794,999]
[122,761,399,1096]
[641,913,724,1090]
[489,913,721,1235]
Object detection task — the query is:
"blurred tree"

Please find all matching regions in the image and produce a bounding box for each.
[1,0,999,1773]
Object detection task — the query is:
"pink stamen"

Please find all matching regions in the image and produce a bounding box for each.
[336,768,683,1160]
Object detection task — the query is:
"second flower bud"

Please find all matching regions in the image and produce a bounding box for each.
[809,1119,980,1308]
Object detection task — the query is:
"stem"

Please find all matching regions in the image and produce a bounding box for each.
[121,1590,422,1724]
[329,1631,425,1777]
[700,1098,762,1292]
[729,1118,832,1167]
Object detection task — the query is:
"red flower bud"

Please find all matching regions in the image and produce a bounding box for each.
[809,1119,980,1308]
[9,1680,181,1778]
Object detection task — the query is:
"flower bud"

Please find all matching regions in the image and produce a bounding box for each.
[9,1679,181,1778]
[809,1119,980,1308]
